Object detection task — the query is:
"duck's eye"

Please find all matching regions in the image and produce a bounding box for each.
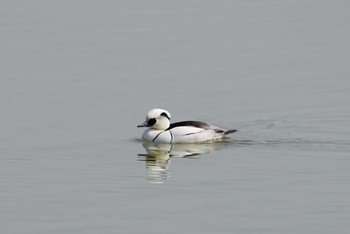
[147,118,156,126]
[160,112,170,120]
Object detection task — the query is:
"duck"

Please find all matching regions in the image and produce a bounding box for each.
[137,108,237,143]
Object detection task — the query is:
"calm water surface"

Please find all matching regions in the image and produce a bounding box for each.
[1,1,350,233]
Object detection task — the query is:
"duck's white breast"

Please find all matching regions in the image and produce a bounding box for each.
[142,129,172,143]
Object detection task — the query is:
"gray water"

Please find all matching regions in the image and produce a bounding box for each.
[1,1,350,233]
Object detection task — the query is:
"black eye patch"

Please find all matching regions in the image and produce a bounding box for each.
[160,112,170,120]
[147,118,156,126]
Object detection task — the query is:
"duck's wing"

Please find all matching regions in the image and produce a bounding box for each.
[166,121,208,136]
[168,121,210,130]
[168,121,237,135]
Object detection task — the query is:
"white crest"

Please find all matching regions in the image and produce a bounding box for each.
[146,108,171,120]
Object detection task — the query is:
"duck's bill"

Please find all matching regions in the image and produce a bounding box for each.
[137,121,148,127]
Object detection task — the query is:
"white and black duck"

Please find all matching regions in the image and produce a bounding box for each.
[137,108,237,143]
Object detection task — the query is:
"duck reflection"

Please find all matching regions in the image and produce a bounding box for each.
[137,141,221,183]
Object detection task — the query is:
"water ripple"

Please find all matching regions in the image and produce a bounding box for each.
[231,113,350,152]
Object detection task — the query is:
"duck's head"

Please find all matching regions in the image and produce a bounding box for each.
[137,108,171,130]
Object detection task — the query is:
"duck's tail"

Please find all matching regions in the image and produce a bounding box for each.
[224,129,237,135]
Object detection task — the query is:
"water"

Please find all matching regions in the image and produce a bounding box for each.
[1,1,350,233]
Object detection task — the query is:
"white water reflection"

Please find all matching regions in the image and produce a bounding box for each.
[137,141,226,183]
[137,144,170,184]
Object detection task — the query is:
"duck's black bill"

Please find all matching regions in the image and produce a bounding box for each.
[137,121,148,127]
